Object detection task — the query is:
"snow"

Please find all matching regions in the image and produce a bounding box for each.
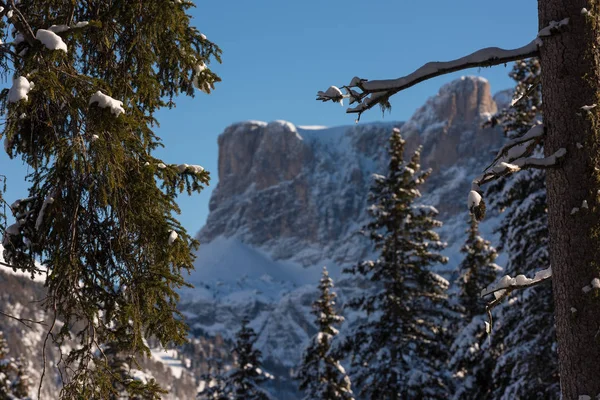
[537,18,570,37]
[168,230,178,245]
[316,86,344,105]
[582,200,589,209]
[177,164,189,173]
[481,267,552,297]
[582,285,592,294]
[571,207,580,215]
[187,236,325,288]
[581,104,597,111]
[35,29,67,52]
[177,163,204,173]
[297,125,328,131]
[35,192,55,230]
[8,77,32,103]
[48,24,70,33]
[89,91,125,116]
[0,244,46,283]
[591,278,600,289]
[150,348,186,378]
[157,163,166,169]
[467,191,482,209]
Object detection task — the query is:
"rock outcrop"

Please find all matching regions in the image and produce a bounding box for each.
[196,76,503,269]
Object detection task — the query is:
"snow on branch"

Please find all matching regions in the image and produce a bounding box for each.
[481,267,552,299]
[471,146,566,191]
[317,18,569,118]
[468,140,566,219]
[481,267,552,333]
[89,91,125,116]
[484,124,545,171]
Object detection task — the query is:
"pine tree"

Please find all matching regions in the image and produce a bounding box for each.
[342,128,451,399]
[0,1,220,397]
[226,319,271,400]
[298,267,354,400]
[0,331,30,400]
[197,359,229,400]
[449,216,499,399]
[485,58,559,399]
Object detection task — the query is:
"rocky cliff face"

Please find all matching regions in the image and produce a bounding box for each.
[196,76,502,269]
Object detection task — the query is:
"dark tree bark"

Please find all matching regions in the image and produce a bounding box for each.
[539,1,600,398]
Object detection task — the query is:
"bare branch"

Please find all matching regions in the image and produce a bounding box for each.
[481,269,552,298]
[482,267,552,332]
[348,41,538,115]
[472,147,566,191]
[0,309,45,329]
[317,18,570,119]
[6,0,36,46]
[484,124,545,171]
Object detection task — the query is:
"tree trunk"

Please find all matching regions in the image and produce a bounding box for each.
[539,0,600,398]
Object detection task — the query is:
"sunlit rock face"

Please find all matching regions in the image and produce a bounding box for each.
[198,76,502,268]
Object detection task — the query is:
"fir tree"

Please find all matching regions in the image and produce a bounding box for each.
[455,216,499,319]
[197,359,229,400]
[342,128,451,399]
[0,331,30,400]
[226,319,271,400]
[485,58,559,399]
[0,1,221,397]
[298,267,354,400]
[449,216,499,400]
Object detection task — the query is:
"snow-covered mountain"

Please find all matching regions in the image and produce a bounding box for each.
[178,76,507,397]
[0,76,509,399]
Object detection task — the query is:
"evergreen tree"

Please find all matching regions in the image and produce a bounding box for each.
[0,1,220,397]
[298,267,354,400]
[197,359,229,400]
[449,216,499,399]
[485,58,559,399]
[226,319,271,400]
[455,216,499,319]
[0,331,30,400]
[342,128,451,399]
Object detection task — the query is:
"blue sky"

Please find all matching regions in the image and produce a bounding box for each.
[1,0,538,235]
